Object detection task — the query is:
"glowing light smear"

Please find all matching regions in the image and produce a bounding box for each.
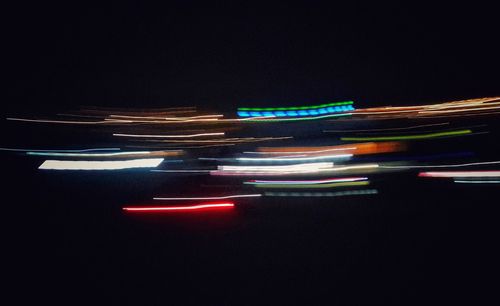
[211,163,378,176]
[251,181,370,189]
[236,154,353,162]
[380,160,500,169]
[28,151,151,157]
[256,142,405,156]
[237,105,355,117]
[0,147,121,152]
[154,194,261,200]
[264,189,378,197]
[246,177,368,185]
[454,180,500,184]
[419,171,500,178]
[39,158,164,170]
[244,113,352,121]
[123,202,234,212]
[113,132,225,138]
[341,129,472,141]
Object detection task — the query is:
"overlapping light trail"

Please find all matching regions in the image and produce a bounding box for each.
[210,163,379,176]
[245,177,369,188]
[352,96,500,119]
[4,96,500,214]
[237,101,355,118]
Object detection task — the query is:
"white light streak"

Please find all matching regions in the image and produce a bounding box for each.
[39,158,164,170]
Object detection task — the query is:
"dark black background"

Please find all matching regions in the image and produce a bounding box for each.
[3,1,499,305]
[3,2,499,113]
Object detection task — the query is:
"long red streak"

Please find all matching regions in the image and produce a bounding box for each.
[123,202,234,212]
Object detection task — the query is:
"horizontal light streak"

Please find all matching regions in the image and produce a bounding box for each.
[419,171,500,178]
[264,189,378,197]
[0,147,121,152]
[252,181,370,188]
[236,154,353,162]
[153,194,261,200]
[211,163,378,176]
[39,158,164,170]
[341,129,471,141]
[244,147,357,155]
[109,114,223,120]
[246,177,368,185]
[123,202,234,212]
[245,113,352,121]
[6,117,131,124]
[238,105,355,117]
[454,180,500,184]
[380,160,500,169]
[27,151,151,157]
[113,132,225,138]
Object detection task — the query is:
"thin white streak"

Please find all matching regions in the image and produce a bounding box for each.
[154,194,262,200]
[6,118,132,124]
[380,160,500,169]
[113,132,225,138]
[454,180,500,184]
[0,147,120,152]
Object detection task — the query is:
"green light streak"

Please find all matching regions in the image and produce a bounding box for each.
[238,101,353,111]
[341,129,472,141]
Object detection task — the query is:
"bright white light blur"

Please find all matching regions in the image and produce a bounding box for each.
[39,158,164,170]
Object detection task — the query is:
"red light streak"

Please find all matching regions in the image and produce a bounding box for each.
[122,202,235,212]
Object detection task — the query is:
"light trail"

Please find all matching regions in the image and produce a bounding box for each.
[151,169,212,173]
[210,163,378,176]
[0,147,121,152]
[251,181,370,188]
[6,117,132,124]
[245,113,352,122]
[123,202,234,212]
[235,154,353,162]
[341,129,471,141]
[419,171,500,178]
[244,147,357,155]
[153,194,261,200]
[245,177,368,185]
[108,114,223,120]
[27,151,152,157]
[380,160,500,169]
[142,137,292,143]
[39,158,164,170]
[454,180,500,184]
[264,189,378,197]
[112,132,225,138]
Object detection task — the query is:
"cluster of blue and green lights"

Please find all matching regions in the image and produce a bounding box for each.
[237,101,355,118]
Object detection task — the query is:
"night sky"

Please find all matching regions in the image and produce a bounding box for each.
[4,2,499,113]
[3,2,500,305]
